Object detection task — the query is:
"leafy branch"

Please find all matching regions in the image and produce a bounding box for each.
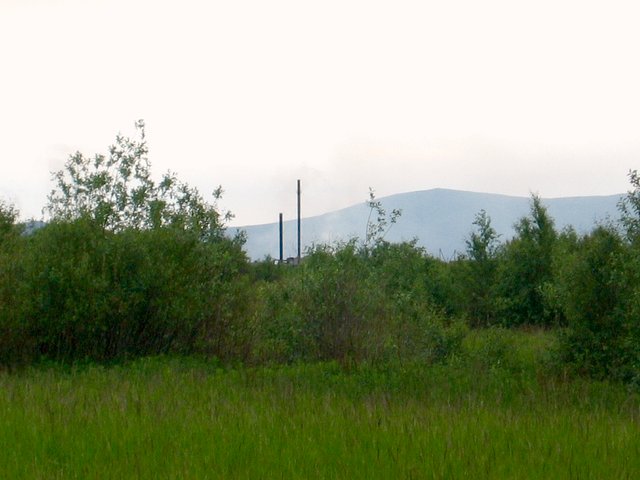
[46,120,233,242]
[364,188,401,247]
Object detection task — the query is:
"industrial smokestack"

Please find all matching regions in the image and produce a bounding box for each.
[279,212,283,263]
[297,179,301,263]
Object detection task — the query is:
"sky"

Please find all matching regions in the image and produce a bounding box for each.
[1,0,639,227]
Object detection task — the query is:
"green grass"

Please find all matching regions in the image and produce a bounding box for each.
[0,330,638,479]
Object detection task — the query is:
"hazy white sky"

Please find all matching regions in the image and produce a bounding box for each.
[1,0,639,226]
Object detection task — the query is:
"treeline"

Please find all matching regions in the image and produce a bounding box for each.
[248,192,640,387]
[0,123,638,386]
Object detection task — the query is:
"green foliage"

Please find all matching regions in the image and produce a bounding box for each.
[253,242,383,363]
[547,168,640,384]
[461,210,501,326]
[297,243,377,362]
[0,200,21,241]
[248,256,285,283]
[553,226,639,381]
[465,209,500,263]
[250,193,458,366]
[495,195,558,327]
[46,120,231,242]
[420,256,467,317]
[252,240,464,365]
[3,220,250,363]
[0,201,16,226]
[364,188,401,248]
[0,123,250,365]
[619,169,640,242]
[0,201,31,365]
[461,327,556,375]
[365,241,466,363]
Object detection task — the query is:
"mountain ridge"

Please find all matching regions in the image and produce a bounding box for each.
[232,188,624,261]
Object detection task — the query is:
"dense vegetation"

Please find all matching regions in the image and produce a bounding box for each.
[0,122,639,389]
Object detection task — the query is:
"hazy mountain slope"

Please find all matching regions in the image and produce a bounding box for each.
[232,189,623,261]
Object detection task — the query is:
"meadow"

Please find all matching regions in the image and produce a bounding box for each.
[1,329,638,479]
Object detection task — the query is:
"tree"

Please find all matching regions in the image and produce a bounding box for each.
[463,210,501,326]
[46,120,233,242]
[554,226,638,381]
[619,169,640,242]
[9,121,252,364]
[466,210,500,263]
[495,195,558,326]
[0,201,30,365]
[0,200,21,243]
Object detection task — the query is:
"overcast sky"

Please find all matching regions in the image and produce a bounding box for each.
[1,0,639,226]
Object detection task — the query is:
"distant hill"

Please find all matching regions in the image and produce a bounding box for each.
[232,189,624,261]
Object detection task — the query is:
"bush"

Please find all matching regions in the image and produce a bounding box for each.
[290,242,381,363]
[553,226,638,381]
[495,196,558,327]
[0,220,250,364]
[251,241,466,365]
[0,121,253,365]
[0,202,31,366]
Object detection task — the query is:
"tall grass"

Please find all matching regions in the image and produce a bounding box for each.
[1,332,638,479]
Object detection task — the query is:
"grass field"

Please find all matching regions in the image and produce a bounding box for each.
[0,329,638,479]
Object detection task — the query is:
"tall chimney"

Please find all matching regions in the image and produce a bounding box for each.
[297,179,301,263]
[279,212,283,263]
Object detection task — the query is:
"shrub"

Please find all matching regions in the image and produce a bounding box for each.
[495,196,558,327]
[460,210,501,327]
[252,241,466,365]
[0,121,253,365]
[553,226,638,381]
[1,219,250,364]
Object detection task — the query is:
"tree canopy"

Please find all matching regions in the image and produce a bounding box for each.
[46,120,232,242]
